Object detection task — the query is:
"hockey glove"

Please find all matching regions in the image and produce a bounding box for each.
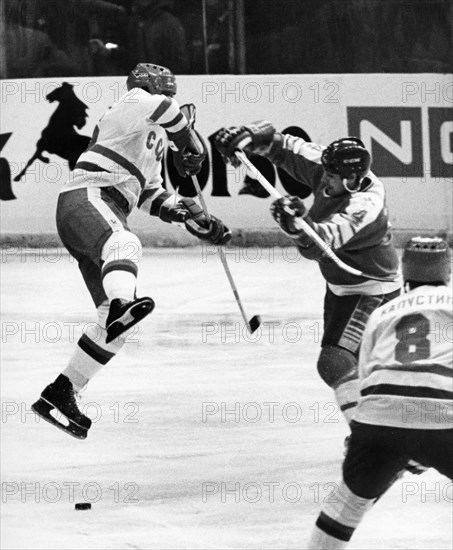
[169,197,232,245]
[159,195,190,223]
[271,196,322,256]
[172,128,207,177]
[270,196,308,236]
[215,120,276,166]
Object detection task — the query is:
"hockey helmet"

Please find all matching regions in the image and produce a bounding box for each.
[127,63,177,96]
[403,236,451,285]
[321,137,371,183]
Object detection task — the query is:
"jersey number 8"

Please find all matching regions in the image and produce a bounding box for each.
[395,313,430,363]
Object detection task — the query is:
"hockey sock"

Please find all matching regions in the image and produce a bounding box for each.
[102,261,137,302]
[307,480,374,549]
[334,379,360,423]
[101,231,142,302]
[62,302,126,392]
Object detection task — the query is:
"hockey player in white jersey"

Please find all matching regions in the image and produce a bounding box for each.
[307,236,453,549]
[32,63,231,439]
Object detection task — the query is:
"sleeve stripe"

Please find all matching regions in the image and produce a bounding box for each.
[160,111,184,129]
[165,116,189,135]
[137,188,156,209]
[138,188,171,215]
[149,190,172,215]
[148,97,172,123]
[319,223,334,245]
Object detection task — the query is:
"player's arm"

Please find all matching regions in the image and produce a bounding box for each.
[214,121,323,190]
[137,186,231,246]
[270,184,386,259]
[146,99,206,177]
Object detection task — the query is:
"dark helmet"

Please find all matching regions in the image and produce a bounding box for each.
[126,63,177,96]
[403,236,451,285]
[321,137,371,181]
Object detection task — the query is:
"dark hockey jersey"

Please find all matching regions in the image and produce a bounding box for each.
[266,134,401,296]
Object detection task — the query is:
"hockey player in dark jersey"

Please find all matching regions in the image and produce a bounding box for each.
[32,64,231,439]
[215,122,401,423]
[306,236,452,549]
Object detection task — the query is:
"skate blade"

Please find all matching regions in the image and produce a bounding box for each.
[106,297,155,343]
[32,399,89,440]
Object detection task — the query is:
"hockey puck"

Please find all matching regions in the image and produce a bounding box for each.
[75,502,91,510]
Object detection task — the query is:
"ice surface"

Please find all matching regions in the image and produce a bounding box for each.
[1,248,451,549]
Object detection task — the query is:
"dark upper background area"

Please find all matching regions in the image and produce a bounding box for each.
[0,0,451,79]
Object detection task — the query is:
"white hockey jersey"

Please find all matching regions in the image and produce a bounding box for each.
[62,88,188,214]
[355,284,453,429]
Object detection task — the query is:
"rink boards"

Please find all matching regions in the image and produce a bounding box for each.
[0,73,452,241]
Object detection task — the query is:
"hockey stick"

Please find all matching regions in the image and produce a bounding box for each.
[191,174,261,334]
[235,150,397,283]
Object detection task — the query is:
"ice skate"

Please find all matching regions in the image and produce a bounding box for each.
[32,374,91,439]
[105,296,155,344]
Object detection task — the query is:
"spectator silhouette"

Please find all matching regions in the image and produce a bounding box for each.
[129,0,189,73]
[2,1,74,78]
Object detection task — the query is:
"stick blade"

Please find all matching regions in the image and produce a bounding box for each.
[248,315,261,334]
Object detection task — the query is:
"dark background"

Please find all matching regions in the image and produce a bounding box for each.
[0,0,452,78]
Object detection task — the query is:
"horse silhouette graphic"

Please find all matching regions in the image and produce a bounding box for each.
[14,83,91,182]
[0,133,15,200]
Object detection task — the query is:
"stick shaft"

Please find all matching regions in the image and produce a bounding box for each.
[191,175,251,328]
[218,247,250,326]
[235,151,365,277]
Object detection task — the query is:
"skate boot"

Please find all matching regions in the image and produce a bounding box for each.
[105,296,155,344]
[32,374,92,439]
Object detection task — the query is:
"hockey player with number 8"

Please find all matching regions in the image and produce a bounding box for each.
[32,63,231,439]
[307,237,453,548]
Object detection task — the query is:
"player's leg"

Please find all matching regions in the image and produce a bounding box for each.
[33,188,152,438]
[32,258,129,438]
[100,230,154,343]
[307,421,409,549]
[60,258,128,394]
[59,187,154,343]
[318,289,399,422]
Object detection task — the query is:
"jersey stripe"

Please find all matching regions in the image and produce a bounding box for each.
[90,144,146,188]
[369,363,452,378]
[74,161,110,172]
[86,187,123,232]
[361,384,453,400]
[88,125,100,147]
